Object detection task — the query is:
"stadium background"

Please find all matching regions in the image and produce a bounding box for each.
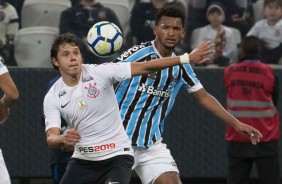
[0,67,281,184]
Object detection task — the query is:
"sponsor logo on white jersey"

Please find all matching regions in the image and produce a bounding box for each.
[77,143,116,154]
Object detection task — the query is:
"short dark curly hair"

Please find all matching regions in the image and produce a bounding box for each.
[155,3,186,27]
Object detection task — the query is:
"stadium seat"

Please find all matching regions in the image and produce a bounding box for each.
[21,0,71,28]
[14,26,59,67]
[252,0,264,22]
[96,0,130,36]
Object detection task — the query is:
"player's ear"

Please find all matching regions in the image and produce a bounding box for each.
[153,26,158,36]
[52,57,59,67]
[181,27,186,39]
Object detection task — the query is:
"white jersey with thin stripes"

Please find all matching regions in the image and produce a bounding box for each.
[44,63,133,161]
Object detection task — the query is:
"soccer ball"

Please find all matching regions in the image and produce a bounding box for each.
[87,21,123,57]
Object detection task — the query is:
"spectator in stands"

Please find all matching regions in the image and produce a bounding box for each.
[70,0,80,6]
[130,0,185,45]
[185,0,250,51]
[59,0,122,64]
[224,0,250,38]
[0,56,19,184]
[6,0,24,27]
[190,2,236,66]
[247,0,282,64]
[0,0,19,66]
[224,36,280,184]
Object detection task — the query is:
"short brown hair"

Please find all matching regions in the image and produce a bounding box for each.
[50,33,82,70]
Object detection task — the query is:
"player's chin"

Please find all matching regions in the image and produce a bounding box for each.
[164,44,176,50]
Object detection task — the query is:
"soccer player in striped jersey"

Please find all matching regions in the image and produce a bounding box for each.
[114,4,262,184]
[43,33,215,184]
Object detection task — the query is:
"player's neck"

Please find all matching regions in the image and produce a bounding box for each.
[154,40,173,57]
[61,73,81,87]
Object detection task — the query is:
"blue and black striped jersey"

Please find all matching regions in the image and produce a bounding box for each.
[114,41,203,148]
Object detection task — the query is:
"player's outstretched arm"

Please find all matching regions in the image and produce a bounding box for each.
[193,88,262,145]
[131,41,214,76]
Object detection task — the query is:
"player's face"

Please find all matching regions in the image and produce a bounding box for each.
[264,2,282,23]
[153,16,185,50]
[52,43,82,77]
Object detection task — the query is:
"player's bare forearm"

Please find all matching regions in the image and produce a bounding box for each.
[130,56,182,76]
[193,88,262,144]
[47,128,81,149]
[193,89,236,125]
[46,128,65,149]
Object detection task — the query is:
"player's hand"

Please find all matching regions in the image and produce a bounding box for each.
[62,128,81,146]
[234,123,262,145]
[188,41,214,64]
[0,106,9,125]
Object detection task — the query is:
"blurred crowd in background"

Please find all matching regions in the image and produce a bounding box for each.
[0,0,281,67]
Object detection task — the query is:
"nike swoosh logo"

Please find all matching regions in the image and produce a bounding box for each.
[61,101,70,108]
[98,30,108,52]
[108,182,119,184]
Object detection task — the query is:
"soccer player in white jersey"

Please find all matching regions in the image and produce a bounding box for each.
[114,4,262,184]
[43,32,221,184]
[0,57,19,184]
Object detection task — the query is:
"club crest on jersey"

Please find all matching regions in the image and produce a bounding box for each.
[84,82,100,98]
[169,74,178,87]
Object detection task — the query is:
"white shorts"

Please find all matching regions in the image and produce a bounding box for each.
[133,139,179,184]
[0,149,11,184]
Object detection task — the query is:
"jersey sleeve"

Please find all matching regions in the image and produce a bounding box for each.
[246,21,261,37]
[0,58,8,75]
[113,43,152,63]
[181,64,203,93]
[88,62,131,84]
[43,91,61,132]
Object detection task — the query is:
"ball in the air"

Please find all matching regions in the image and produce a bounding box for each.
[87,21,123,57]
